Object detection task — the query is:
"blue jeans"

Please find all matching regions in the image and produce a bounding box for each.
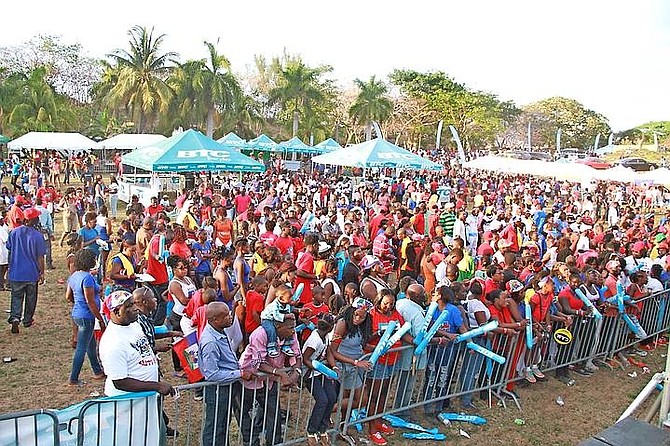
[203,382,242,446]
[307,375,338,434]
[109,195,118,218]
[8,281,38,325]
[69,317,103,382]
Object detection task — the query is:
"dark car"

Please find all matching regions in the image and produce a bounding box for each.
[615,157,658,171]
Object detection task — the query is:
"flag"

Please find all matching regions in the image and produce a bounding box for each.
[173,331,204,383]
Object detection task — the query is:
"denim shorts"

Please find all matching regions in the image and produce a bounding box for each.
[370,362,395,380]
[336,362,363,390]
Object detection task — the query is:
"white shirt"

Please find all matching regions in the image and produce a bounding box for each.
[0,224,9,265]
[646,277,664,294]
[302,330,327,378]
[99,321,159,396]
[464,298,490,329]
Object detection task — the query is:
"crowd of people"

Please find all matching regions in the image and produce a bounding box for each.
[4,148,670,446]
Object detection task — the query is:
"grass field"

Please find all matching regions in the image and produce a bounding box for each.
[0,197,667,445]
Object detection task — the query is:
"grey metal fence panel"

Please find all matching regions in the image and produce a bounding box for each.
[0,409,60,446]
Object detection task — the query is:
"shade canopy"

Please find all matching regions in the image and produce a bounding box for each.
[314,138,342,152]
[245,134,279,152]
[311,138,443,171]
[121,129,265,173]
[217,132,246,148]
[0,135,10,144]
[97,134,167,151]
[279,136,319,154]
[8,132,97,153]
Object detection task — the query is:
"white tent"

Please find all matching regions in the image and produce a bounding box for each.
[97,134,167,152]
[8,131,97,155]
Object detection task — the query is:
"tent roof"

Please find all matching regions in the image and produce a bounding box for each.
[279,136,319,153]
[217,132,246,147]
[246,134,279,152]
[311,138,443,171]
[7,132,97,153]
[314,138,342,152]
[121,129,265,173]
[97,134,167,151]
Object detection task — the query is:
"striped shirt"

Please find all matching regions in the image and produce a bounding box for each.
[372,233,394,275]
[439,211,456,237]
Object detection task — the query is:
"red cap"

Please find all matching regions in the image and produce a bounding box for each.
[23,208,41,220]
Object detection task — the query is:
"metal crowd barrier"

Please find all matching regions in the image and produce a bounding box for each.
[3,290,670,446]
[0,409,60,446]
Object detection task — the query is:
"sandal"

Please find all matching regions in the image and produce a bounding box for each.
[68,380,87,387]
[92,373,106,381]
[319,432,331,446]
[307,433,320,446]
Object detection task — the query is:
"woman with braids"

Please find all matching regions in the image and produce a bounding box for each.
[169,224,192,260]
[328,300,373,444]
[167,255,197,377]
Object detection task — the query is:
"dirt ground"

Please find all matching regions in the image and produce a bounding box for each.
[0,197,668,446]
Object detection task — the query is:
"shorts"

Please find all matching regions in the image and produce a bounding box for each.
[370,362,395,380]
[336,362,363,390]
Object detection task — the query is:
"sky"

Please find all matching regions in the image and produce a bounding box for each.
[2,0,669,131]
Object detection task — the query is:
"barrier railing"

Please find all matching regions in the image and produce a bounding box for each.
[3,289,670,446]
[0,409,60,446]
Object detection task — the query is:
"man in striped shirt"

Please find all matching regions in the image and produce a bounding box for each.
[439,202,457,238]
[373,225,396,279]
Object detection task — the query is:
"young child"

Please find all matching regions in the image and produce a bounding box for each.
[260,284,297,357]
[300,285,330,342]
[245,276,269,340]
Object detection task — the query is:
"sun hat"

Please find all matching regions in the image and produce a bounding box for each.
[359,255,382,271]
[318,241,332,254]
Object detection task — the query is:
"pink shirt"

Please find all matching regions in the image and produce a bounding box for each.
[238,327,301,389]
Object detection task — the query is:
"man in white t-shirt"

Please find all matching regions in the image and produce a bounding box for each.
[99,290,174,397]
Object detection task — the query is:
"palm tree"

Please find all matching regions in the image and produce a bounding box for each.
[106,25,177,133]
[269,60,332,137]
[169,41,241,137]
[349,76,393,140]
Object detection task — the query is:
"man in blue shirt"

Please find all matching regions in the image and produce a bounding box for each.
[198,302,252,446]
[34,197,54,270]
[7,207,46,334]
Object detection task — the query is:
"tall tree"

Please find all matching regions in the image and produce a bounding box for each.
[169,41,242,137]
[105,26,177,133]
[349,76,393,141]
[268,59,333,137]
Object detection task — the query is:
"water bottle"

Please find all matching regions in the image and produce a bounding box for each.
[438,413,452,427]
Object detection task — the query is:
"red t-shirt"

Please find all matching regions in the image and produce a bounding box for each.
[530,291,553,322]
[558,287,583,311]
[234,194,252,213]
[370,309,405,365]
[483,279,501,301]
[146,204,164,217]
[260,231,278,247]
[275,236,294,257]
[300,302,330,341]
[295,251,314,305]
[184,290,204,319]
[146,235,169,285]
[170,241,192,259]
[190,306,209,338]
[488,304,514,324]
[244,290,265,334]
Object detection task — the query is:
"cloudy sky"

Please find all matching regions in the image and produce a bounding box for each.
[2,0,668,131]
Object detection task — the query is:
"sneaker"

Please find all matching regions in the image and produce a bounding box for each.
[369,432,387,446]
[378,423,394,435]
[281,344,295,357]
[524,367,537,384]
[556,375,576,386]
[530,365,546,380]
[573,367,592,377]
[193,394,203,401]
[267,344,280,358]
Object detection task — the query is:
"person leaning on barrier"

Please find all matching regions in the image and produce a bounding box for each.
[198,302,253,446]
[99,290,174,397]
[239,313,302,446]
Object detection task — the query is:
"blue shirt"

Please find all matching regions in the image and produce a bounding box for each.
[11,163,20,175]
[7,225,46,282]
[198,323,242,383]
[432,303,464,334]
[69,271,100,319]
[79,227,100,257]
[191,241,212,274]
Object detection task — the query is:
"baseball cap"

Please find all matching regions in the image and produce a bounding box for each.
[359,255,382,271]
[506,280,524,293]
[105,290,132,311]
[23,208,41,220]
[655,233,667,244]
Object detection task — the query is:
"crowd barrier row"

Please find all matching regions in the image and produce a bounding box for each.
[3,289,670,446]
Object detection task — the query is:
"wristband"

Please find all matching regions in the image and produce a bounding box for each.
[354,359,359,366]
[272,368,277,375]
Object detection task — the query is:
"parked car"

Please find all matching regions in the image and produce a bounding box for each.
[502,150,532,160]
[577,157,612,170]
[528,152,553,161]
[615,157,658,171]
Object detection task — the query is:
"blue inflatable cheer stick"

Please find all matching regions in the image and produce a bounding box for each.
[454,320,498,343]
[524,298,534,349]
[415,310,449,356]
[575,288,603,320]
[402,433,447,440]
[381,321,412,354]
[295,322,315,333]
[312,360,338,379]
[383,414,439,435]
[415,302,438,346]
[466,341,506,364]
[293,283,305,303]
[155,325,168,335]
[438,412,487,426]
[370,321,398,365]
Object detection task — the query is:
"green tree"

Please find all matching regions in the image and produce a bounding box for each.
[523,96,610,149]
[268,59,334,137]
[169,41,242,137]
[105,26,178,133]
[349,76,393,141]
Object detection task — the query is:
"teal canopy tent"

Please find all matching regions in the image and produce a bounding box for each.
[245,134,279,152]
[279,136,320,154]
[217,132,246,149]
[314,138,342,152]
[0,135,10,144]
[122,129,265,173]
[311,138,442,170]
